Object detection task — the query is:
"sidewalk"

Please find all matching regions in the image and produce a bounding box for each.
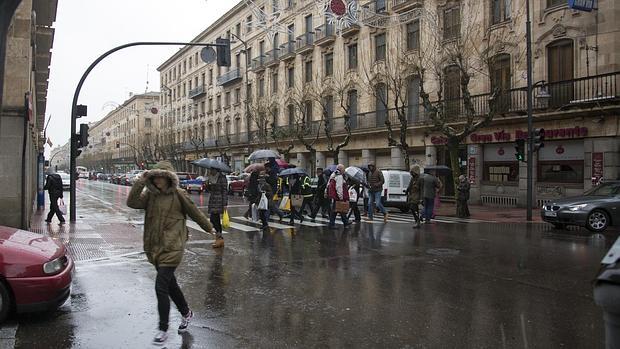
[433,202,543,223]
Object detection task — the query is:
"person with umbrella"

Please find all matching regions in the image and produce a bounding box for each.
[264,161,285,221]
[457,175,471,218]
[405,165,423,228]
[286,173,305,225]
[243,170,260,220]
[310,168,328,221]
[205,167,227,248]
[347,177,363,223]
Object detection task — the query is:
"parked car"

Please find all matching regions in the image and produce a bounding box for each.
[127,170,146,185]
[58,172,70,191]
[229,173,249,196]
[177,173,198,190]
[380,169,412,212]
[97,173,109,181]
[541,180,620,232]
[226,175,239,194]
[0,225,74,322]
[184,176,207,194]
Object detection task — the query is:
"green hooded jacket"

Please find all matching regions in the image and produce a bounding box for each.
[126,161,213,267]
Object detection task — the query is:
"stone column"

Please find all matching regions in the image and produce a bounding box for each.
[297,152,309,171]
[425,145,437,166]
[315,151,326,170]
[390,147,404,170]
[362,149,375,166]
[338,150,349,167]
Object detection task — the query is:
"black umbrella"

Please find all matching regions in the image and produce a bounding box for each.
[248,149,280,161]
[278,167,308,177]
[423,165,452,175]
[192,158,232,173]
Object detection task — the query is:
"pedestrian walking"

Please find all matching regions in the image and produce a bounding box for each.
[243,171,260,220]
[264,161,285,221]
[299,174,315,216]
[310,168,329,220]
[257,176,273,230]
[456,175,471,218]
[327,164,350,229]
[421,170,441,223]
[593,237,620,349]
[347,178,362,223]
[205,168,227,248]
[405,165,423,228]
[126,160,217,345]
[43,170,65,224]
[365,163,388,222]
[287,174,304,225]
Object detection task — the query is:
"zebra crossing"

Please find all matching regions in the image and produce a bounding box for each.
[185,211,492,235]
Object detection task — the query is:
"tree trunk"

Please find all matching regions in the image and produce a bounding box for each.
[447,139,462,215]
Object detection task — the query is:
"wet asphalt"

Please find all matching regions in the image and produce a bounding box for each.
[6,180,617,348]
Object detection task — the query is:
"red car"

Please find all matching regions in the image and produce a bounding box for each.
[0,225,74,322]
[229,173,249,196]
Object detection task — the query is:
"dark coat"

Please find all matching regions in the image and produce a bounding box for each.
[126,165,213,267]
[367,169,384,192]
[457,181,471,201]
[207,173,228,214]
[44,174,63,198]
[246,171,260,202]
[406,174,423,204]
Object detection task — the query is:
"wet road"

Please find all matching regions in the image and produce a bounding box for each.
[8,180,617,348]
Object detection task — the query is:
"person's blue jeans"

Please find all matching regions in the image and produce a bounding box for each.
[423,197,435,221]
[367,191,386,220]
[329,200,349,227]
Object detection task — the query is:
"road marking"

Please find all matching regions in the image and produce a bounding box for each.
[231,216,292,229]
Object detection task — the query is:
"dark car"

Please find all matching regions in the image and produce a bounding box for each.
[0,225,74,322]
[541,181,620,232]
[229,173,248,196]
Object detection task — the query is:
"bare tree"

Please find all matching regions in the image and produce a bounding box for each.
[289,84,322,170]
[247,93,276,148]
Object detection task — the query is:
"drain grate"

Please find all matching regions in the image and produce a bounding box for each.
[63,238,111,261]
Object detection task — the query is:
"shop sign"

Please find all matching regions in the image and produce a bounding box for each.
[469,126,589,143]
[468,157,476,183]
[592,152,604,181]
[430,136,448,145]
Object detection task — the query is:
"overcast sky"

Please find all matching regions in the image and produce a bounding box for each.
[45,0,237,155]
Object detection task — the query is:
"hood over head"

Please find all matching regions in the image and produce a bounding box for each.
[144,160,179,194]
[410,165,421,175]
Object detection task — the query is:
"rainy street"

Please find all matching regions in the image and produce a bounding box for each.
[5,179,616,348]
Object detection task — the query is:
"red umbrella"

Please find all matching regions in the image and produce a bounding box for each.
[244,163,265,173]
[275,159,289,168]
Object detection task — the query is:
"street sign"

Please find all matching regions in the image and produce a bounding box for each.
[200,46,216,64]
[568,0,596,11]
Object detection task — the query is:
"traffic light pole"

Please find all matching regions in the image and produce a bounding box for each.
[69,41,228,222]
[525,0,534,222]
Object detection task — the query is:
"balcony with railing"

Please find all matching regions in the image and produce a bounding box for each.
[188,85,206,99]
[315,23,336,46]
[251,55,266,72]
[296,32,314,54]
[264,49,280,68]
[392,0,423,13]
[361,0,387,22]
[280,41,296,61]
[217,68,242,86]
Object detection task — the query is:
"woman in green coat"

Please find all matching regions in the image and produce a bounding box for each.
[406,165,423,228]
[126,160,217,345]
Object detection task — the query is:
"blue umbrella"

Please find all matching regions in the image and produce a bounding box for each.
[192,158,232,173]
[345,166,367,184]
[278,167,308,177]
[323,164,338,176]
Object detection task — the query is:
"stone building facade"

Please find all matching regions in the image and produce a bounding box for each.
[80,92,160,173]
[0,0,56,228]
[156,0,619,207]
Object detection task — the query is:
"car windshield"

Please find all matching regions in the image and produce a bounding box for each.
[584,183,620,197]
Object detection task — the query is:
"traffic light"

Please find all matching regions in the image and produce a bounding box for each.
[533,128,545,152]
[77,123,89,148]
[515,138,525,162]
[216,38,231,67]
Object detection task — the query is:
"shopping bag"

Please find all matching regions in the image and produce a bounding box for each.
[222,210,230,229]
[334,200,349,214]
[291,194,304,208]
[58,199,67,215]
[251,203,259,222]
[279,195,291,211]
[258,193,268,210]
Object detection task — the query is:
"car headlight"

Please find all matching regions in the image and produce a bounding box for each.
[43,256,67,275]
[568,204,589,211]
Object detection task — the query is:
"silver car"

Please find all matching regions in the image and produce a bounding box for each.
[541,181,620,232]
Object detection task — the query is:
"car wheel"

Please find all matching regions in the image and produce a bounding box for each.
[586,209,610,232]
[0,281,11,323]
[552,223,566,230]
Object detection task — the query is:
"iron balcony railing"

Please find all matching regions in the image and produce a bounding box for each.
[264,49,280,65]
[164,73,618,151]
[251,55,266,70]
[188,85,206,99]
[315,23,335,42]
[296,32,314,51]
[216,68,242,86]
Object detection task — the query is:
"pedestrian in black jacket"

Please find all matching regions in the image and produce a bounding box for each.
[43,172,65,224]
[310,168,328,220]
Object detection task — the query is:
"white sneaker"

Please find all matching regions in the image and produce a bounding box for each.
[178,310,193,333]
[153,330,168,345]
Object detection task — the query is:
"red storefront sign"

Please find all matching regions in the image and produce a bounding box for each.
[467,127,589,143]
[468,157,476,183]
[592,152,604,180]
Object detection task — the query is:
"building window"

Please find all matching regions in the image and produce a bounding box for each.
[247,83,252,101]
[208,98,213,112]
[443,7,460,40]
[272,107,279,127]
[484,163,519,182]
[304,101,312,123]
[258,77,265,97]
[547,39,574,107]
[145,118,152,128]
[490,54,511,112]
[288,104,295,126]
[234,88,241,104]
[324,53,333,76]
[538,161,584,184]
[216,95,221,110]
[406,20,420,51]
[208,69,213,85]
[375,0,386,12]
[492,0,511,24]
[375,33,386,62]
[305,60,313,82]
[547,0,564,7]
[375,83,387,121]
[272,72,278,93]
[246,15,253,33]
[407,76,420,121]
[225,91,231,107]
[348,90,357,118]
[444,65,461,115]
[348,44,358,70]
[236,23,241,38]
[234,118,241,134]
[324,95,333,119]
[287,67,294,88]
[200,101,205,115]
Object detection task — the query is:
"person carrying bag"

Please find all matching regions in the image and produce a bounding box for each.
[326,164,350,229]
